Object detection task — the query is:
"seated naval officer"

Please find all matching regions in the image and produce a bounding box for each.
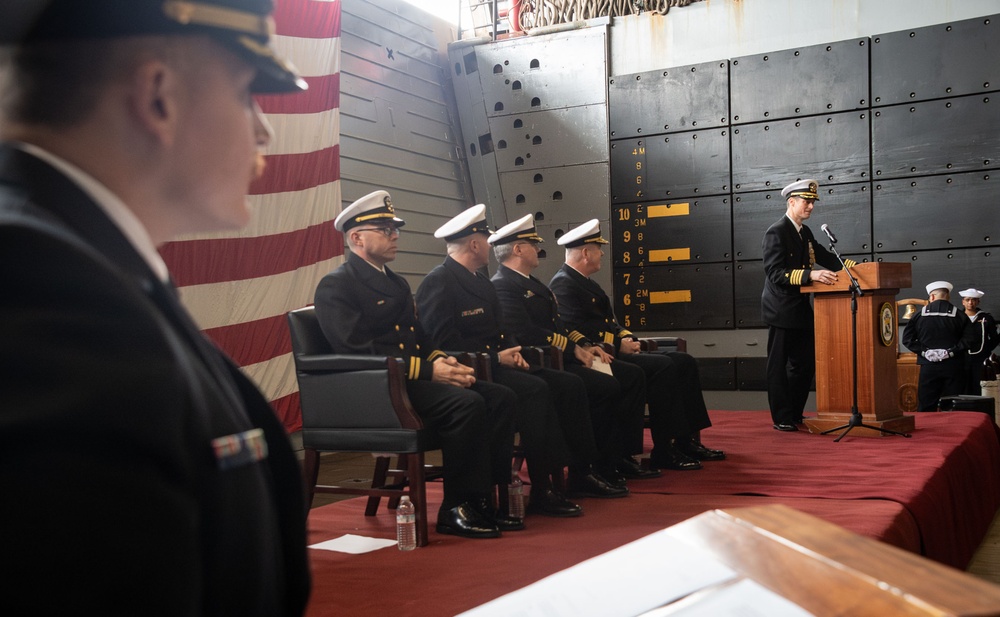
[957,288,1000,395]
[549,219,724,471]
[415,205,603,514]
[490,214,653,497]
[313,191,521,537]
[902,281,975,411]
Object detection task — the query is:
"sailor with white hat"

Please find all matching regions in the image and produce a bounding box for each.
[902,279,973,410]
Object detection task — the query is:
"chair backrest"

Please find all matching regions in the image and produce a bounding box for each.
[288,306,332,358]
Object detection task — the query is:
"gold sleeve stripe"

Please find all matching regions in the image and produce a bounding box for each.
[568,331,585,343]
[843,259,858,269]
[620,329,633,338]
[427,350,447,362]
[790,269,806,285]
[603,332,615,345]
[550,333,568,350]
[408,357,421,380]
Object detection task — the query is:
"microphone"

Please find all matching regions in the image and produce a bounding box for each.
[820,224,838,244]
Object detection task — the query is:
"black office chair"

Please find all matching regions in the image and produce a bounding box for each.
[287,306,441,547]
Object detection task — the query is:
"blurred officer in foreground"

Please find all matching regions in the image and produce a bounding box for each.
[0,1,311,614]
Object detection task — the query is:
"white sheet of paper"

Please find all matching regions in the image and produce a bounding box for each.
[457,529,737,617]
[588,357,614,375]
[642,578,815,617]
[308,534,398,554]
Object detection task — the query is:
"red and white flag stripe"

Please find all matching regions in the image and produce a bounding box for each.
[160,0,343,433]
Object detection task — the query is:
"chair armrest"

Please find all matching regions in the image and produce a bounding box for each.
[643,336,687,354]
[295,354,396,373]
[449,351,493,381]
[521,345,564,370]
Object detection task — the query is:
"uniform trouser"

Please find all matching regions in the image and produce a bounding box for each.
[917,360,966,411]
[406,380,516,509]
[609,359,648,456]
[964,353,990,395]
[492,365,571,488]
[620,351,712,452]
[564,363,623,466]
[527,366,600,466]
[766,324,815,425]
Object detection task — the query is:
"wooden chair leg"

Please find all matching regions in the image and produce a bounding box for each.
[407,452,429,547]
[302,447,320,510]
[365,455,391,516]
[387,454,408,510]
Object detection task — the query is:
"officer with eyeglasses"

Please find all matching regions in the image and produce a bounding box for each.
[313,190,520,539]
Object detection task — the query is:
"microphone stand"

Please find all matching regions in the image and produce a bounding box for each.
[819,237,912,442]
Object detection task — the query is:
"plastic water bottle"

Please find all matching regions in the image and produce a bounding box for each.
[508,474,525,519]
[396,496,416,551]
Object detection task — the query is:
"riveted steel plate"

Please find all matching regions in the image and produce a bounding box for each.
[730,38,870,125]
[872,172,997,252]
[871,14,999,107]
[610,128,731,202]
[875,248,1000,318]
[733,259,765,328]
[733,182,873,259]
[731,111,871,191]
[696,358,737,391]
[608,60,730,139]
[499,163,609,223]
[613,263,735,330]
[872,95,1000,179]
[477,28,607,116]
[610,196,733,267]
[490,105,609,172]
[449,44,504,206]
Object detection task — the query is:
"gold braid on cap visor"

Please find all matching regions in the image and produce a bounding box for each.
[163,1,275,37]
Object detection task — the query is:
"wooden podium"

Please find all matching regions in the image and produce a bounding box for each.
[804,262,917,436]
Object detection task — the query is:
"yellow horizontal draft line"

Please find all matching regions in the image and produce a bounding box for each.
[647,203,690,217]
[650,290,692,304]
[649,248,691,262]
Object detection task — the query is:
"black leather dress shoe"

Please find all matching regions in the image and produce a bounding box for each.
[596,465,628,489]
[677,439,726,462]
[527,489,583,517]
[617,456,663,479]
[773,423,799,432]
[473,497,525,531]
[566,471,629,498]
[649,444,702,471]
[436,502,502,538]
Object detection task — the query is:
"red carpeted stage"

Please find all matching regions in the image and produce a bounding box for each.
[303,410,1000,617]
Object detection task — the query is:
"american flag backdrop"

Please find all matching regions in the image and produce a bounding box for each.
[160,0,343,433]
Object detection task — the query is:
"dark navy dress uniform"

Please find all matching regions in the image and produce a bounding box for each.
[416,256,594,481]
[549,263,712,458]
[761,214,853,426]
[902,300,974,410]
[963,309,1000,395]
[314,251,516,506]
[491,264,646,465]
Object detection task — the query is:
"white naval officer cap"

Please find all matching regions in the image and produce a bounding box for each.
[557,219,610,248]
[959,288,985,299]
[781,179,820,200]
[334,190,406,232]
[925,280,953,295]
[434,204,494,242]
[488,213,544,245]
